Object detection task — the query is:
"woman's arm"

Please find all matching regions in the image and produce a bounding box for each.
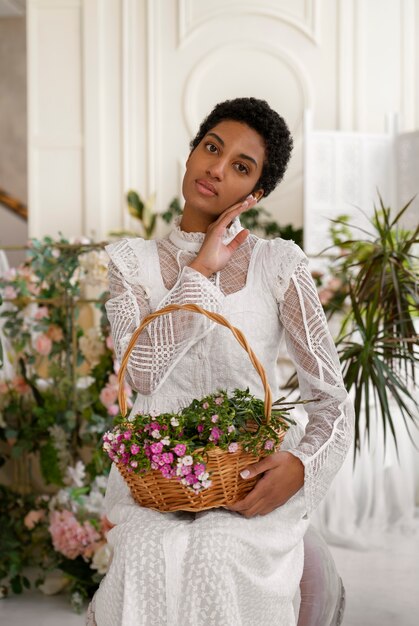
[227,254,353,518]
[279,260,354,515]
[105,256,224,395]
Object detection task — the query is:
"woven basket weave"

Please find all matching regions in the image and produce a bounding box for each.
[116,303,286,512]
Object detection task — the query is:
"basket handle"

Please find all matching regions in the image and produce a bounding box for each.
[117,303,272,422]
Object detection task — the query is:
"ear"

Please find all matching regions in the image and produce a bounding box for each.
[253,189,264,202]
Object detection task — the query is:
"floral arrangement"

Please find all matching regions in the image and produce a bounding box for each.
[103,388,296,493]
[0,236,121,606]
[21,462,112,612]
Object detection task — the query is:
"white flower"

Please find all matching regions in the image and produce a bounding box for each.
[151,430,161,439]
[182,456,193,466]
[170,417,179,426]
[93,475,108,491]
[76,376,95,390]
[203,480,212,489]
[91,543,113,575]
[161,437,170,446]
[64,460,86,488]
[35,378,53,391]
[84,491,105,515]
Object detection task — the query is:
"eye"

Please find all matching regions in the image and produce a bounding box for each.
[234,162,249,175]
[205,142,218,154]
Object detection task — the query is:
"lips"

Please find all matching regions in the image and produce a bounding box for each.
[195,179,218,196]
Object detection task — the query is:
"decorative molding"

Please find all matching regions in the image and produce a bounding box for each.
[177,0,321,48]
[182,42,313,138]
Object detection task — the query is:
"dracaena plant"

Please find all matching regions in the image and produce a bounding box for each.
[329,194,419,456]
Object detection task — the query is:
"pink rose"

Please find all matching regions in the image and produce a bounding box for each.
[34,306,49,320]
[100,386,118,408]
[34,334,52,356]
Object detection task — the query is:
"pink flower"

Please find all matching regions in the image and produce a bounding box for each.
[264,439,274,450]
[48,510,102,560]
[185,474,198,485]
[24,509,45,530]
[173,444,186,457]
[106,335,114,351]
[215,397,223,405]
[47,325,63,342]
[209,427,222,442]
[150,442,164,454]
[100,386,118,408]
[228,442,239,453]
[130,444,140,454]
[161,452,174,464]
[107,404,119,416]
[193,463,206,476]
[34,334,52,356]
[123,431,132,440]
[181,465,193,476]
[318,289,334,305]
[4,285,17,300]
[202,402,209,409]
[211,414,219,423]
[34,306,49,320]
[197,424,204,433]
[12,375,30,395]
[130,460,138,468]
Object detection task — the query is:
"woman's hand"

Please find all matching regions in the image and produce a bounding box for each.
[225,451,305,518]
[188,194,257,277]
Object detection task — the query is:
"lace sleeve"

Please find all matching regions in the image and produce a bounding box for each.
[105,240,225,395]
[278,260,354,516]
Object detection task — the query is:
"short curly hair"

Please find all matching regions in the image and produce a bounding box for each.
[190,97,293,198]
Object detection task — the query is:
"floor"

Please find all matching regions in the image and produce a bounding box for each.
[0,532,418,626]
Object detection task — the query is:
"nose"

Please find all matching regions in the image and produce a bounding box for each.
[206,157,227,181]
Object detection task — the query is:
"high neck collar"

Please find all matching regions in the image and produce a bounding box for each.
[168,215,243,252]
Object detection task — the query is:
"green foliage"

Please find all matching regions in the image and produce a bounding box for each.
[0,486,38,596]
[332,194,419,457]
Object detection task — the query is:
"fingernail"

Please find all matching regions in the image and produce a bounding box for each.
[241,200,249,208]
[245,193,254,200]
[240,469,250,479]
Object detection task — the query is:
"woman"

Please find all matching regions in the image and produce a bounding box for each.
[90,97,353,625]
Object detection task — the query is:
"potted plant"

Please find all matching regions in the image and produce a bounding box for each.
[327,194,419,456]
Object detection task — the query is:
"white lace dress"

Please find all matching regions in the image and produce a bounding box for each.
[91,217,353,626]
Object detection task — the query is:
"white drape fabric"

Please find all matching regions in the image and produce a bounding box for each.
[93,217,353,625]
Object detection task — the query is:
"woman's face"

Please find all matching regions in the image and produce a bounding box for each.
[182,120,265,219]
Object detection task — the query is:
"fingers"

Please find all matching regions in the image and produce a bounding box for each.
[239,452,282,480]
[227,229,249,252]
[214,194,257,230]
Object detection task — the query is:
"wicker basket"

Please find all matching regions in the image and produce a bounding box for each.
[116,303,286,512]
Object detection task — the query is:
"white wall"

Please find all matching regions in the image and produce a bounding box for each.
[26,0,419,239]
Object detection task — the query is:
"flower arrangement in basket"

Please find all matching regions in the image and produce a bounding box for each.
[103,303,299,512]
